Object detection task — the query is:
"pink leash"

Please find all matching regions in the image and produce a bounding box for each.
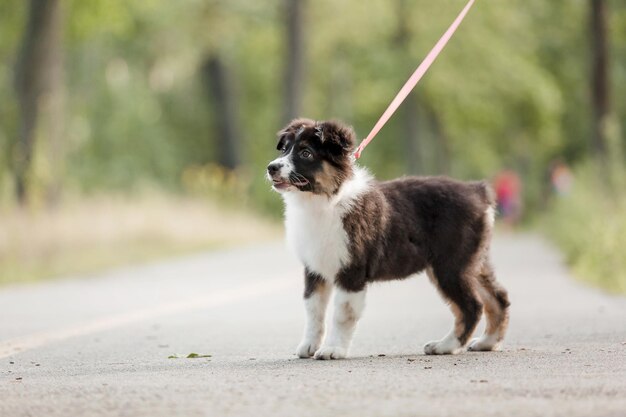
[353,0,476,160]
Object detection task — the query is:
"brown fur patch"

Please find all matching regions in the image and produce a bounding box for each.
[304,269,327,298]
[338,301,357,326]
[314,161,348,196]
[477,262,510,341]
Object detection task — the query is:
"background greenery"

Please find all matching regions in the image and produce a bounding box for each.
[0,0,624,290]
[542,161,626,293]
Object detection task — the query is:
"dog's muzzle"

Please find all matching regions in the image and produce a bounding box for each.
[267,162,309,190]
[267,162,291,190]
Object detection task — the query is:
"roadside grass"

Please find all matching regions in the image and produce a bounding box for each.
[541,163,626,294]
[0,193,281,286]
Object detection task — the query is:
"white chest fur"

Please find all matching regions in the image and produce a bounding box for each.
[282,167,372,281]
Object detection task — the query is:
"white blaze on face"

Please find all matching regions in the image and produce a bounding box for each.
[267,154,295,181]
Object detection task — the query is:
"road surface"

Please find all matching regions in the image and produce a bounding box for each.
[1,233,625,417]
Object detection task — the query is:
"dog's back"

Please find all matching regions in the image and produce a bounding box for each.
[347,176,495,284]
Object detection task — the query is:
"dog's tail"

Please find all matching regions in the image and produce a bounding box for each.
[472,181,496,231]
[473,180,496,208]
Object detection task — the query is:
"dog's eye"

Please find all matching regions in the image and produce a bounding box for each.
[300,150,312,159]
[280,146,288,154]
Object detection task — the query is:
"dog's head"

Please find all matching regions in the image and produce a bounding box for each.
[267,119,356,196]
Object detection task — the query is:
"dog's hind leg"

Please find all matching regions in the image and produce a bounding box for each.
[425,265,483,355]
[296,269,332,358]
[468,259,510,351]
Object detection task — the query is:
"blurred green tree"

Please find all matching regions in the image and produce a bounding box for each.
[13,0,64,205]
[202,54,242,170]
[0,0,622,215]
[283,0,306,123]
[589,0,610,159]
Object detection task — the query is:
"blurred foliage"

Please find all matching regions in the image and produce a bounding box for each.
[182,163,251,205]
[0,0,625,289]
[542,159,626,294]
[0,193,279,285]
[0,0,624,216]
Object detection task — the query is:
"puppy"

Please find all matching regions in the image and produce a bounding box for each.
[267,118,510,359]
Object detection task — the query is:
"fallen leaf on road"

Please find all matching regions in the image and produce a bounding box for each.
[186,353,212,358]
[168,353,212,359]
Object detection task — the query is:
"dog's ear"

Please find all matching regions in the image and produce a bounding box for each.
[276,118,316,150]
[315,120,356,153]
[276,132,289,151]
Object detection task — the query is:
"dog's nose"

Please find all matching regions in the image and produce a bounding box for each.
[267,163,282,176]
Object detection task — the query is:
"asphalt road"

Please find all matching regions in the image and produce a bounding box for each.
[1,233,625,417]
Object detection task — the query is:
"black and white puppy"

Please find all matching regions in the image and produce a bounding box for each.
[267,118,510,359]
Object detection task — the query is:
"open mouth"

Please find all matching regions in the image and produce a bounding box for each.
[272,179,292,190]
[272,177,309,189]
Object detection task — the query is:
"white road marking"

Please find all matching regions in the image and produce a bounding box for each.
[0,277,293,359]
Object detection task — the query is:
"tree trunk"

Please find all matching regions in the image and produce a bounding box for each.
[283,0,305,123]
[43,1,65,206]
[395,0,422,174]
[14,0,64,205]
[202,55,242,170]
[589,0,610,158]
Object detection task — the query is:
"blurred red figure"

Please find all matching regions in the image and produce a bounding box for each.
[493,170,522,225]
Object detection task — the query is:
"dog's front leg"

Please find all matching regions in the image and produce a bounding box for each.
[313,286,366,360]
[296,270,331,358]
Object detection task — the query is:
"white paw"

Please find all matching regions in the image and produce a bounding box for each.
[467,335,501,352]
[313,346,347,360]
[296,340,321,358]
[424,337,463,355]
